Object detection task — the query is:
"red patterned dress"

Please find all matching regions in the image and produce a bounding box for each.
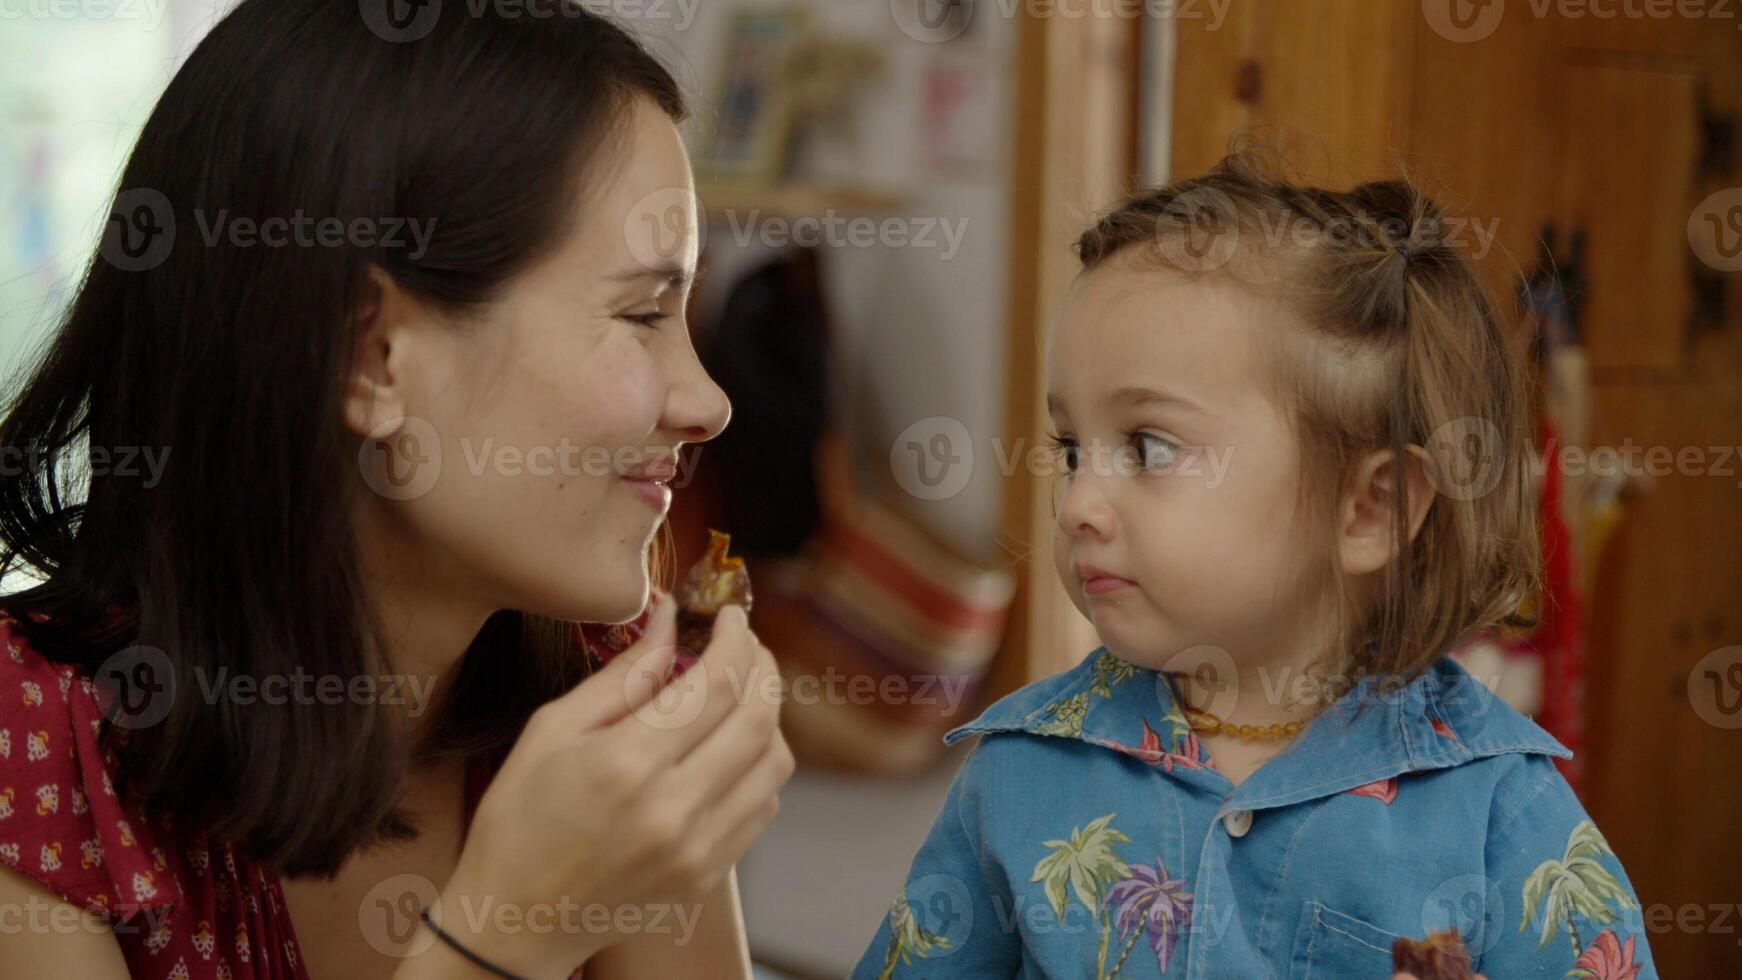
[0,606,650,979]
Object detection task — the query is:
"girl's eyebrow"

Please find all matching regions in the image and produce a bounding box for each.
[1047,385,1215,418]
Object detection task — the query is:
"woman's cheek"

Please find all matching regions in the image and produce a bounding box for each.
[573,333,664,444]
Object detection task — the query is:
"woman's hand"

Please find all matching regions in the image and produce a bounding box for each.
[429,596,793,979]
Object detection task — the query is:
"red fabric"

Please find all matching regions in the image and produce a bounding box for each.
[1532,416,1585,790]
[0,607,649,978]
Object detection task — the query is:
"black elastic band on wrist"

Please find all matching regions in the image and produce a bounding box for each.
[419,906,529,980]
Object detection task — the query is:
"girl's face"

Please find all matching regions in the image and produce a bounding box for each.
[1047,259,1327,672]
[348,95,727,628]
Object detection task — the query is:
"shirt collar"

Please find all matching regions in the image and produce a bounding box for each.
[945,647,1570,809]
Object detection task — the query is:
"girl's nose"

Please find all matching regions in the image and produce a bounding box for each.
[1055,473,1117,542]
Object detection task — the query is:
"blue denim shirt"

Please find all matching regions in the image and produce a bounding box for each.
[852,648,1657,980]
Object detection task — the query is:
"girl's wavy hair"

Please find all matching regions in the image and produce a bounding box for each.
[0,0,680,876]
[1074,148,1540,684]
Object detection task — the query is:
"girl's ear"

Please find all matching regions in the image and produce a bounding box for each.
[1337,445,1435,576]
[343,266,414,440]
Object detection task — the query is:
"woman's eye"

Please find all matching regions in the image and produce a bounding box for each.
[1133,432,1180,471]
[618,311,669,328]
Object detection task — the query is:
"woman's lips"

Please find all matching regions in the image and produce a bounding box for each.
[623,477,671,512]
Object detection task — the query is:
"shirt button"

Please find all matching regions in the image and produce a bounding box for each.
[1222,809,1253,838]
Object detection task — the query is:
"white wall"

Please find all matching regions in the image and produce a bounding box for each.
[641,0,1015,566]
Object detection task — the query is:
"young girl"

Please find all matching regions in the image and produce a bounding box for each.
[853,154,1656,979]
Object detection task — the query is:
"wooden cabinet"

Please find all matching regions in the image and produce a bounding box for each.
[1554,59,1703,373]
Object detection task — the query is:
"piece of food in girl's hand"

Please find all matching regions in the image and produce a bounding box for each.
[674,529,752,654]
[1391,930,1475,980]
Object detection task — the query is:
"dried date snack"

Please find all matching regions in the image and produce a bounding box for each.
[674,529,753,654]
[1391,929,1475,980]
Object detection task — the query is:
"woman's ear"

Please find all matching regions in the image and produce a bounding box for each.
[1337,445,1435,576]
[343,266,413,439]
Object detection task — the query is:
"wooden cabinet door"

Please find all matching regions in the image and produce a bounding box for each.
[1553,58,1704,374]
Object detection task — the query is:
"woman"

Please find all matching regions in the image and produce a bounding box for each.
[0,1,792,977]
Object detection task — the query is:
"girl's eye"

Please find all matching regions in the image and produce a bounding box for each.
[1043,432,1079,474]
[618,311,669,328]
[1132,431,1180,471]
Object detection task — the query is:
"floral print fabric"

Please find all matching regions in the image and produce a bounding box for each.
[0,607,647,978]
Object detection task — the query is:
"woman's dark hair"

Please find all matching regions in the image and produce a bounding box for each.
[0,0,685,876]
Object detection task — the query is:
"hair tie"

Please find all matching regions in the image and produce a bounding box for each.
[1395,243,1417,267]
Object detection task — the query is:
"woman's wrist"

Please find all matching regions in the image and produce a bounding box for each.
[417,874,609,980]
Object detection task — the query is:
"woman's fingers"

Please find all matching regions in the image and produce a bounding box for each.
[611,605,762,765]
[554,594,680,731]
[669,643,783,801]
[702,735,795,873]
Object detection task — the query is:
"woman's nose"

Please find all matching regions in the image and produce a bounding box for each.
[665,360,731,445]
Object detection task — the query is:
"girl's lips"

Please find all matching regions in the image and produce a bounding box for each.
[623,477,671,512]
[1083,576,1135,595]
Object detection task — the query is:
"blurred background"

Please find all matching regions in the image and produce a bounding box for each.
[3,0,1740,975]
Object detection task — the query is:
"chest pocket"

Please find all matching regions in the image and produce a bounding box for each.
[1287,902,1399,980]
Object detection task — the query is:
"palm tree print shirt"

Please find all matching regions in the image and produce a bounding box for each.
[852,648,1655,980]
